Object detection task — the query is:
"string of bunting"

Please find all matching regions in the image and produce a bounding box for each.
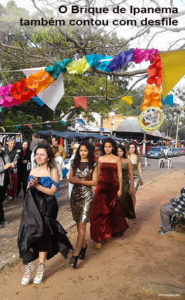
[0,48,185,131]
[0,119,67,132]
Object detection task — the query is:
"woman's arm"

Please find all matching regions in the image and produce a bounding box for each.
[35,168,59,196]
[0,159,11,174]
[128,160,134,195]
[117,158,122,197]
[68,166,74,181]
[137,159,143,185]
[97,157,101,178]
[73,166,98,186]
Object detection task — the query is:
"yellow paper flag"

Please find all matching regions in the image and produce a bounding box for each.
[160,49,185,99]
[121,96,133,105]
[0,127,5,132]
[66,56,90,74]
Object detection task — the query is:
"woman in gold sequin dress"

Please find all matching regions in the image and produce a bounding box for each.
[117,145,135,219]
[127,142,143,207]
[69,142,97,269]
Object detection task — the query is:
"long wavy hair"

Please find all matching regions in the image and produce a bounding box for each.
[34,143,56,169]
[127,142,141,161]
[117,144,127,158]
[101,138,117,155]
[72,141,95,172]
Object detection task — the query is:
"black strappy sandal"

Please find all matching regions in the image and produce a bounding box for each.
[69,255,79,269]
[79,244,88,260]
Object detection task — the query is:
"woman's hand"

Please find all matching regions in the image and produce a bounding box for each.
[69,176,81,184]
[140,178,143,186]
[69,177,75,184]
[117,189,122,197]
[23,160,27,164]
[28,176,38,187]
[129,187,134,196]
[4,163,11,170]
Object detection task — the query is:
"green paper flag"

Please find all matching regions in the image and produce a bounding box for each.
[60,120,66,126]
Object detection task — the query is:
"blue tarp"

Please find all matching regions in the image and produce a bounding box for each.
[38,130,123,141]
[38,130,86,139]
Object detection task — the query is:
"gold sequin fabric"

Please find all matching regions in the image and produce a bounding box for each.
[131,157,140,191]
[70,162,96,223]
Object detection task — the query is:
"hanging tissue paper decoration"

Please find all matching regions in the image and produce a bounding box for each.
[0,48,185,132]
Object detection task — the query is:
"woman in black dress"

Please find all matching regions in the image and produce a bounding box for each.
[18,144,73,285]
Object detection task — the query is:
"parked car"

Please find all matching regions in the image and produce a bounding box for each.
[146,147,163,159]
[172,148,179,157]
[177,148,182,156]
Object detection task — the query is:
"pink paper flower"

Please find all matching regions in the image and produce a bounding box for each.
[0,84,18,107]
[133,49,159,64]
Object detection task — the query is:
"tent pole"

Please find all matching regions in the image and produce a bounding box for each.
[143,133,146,155]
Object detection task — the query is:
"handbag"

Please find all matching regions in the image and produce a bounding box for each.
[27,161,31,171]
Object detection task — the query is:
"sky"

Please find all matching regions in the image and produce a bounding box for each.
[1,0,185,50]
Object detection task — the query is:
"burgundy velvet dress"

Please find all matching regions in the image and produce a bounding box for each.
[90,163,128,242]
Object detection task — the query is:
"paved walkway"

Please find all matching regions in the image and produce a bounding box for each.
[0,156,183,270]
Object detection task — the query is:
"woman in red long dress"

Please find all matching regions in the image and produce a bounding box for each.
[90,138,128,249]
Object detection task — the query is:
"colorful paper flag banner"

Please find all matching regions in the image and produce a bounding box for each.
[73,96,87,111]
[161,95,173,107]
[121,96,133,105]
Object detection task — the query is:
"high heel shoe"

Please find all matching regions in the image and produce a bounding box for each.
[69,255,79,269]
[21,262,34,285]
[33,263,46,284]
[79,244,88,260]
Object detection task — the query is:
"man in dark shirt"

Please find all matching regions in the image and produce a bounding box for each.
[0,142,13,225]
[4,139,21,201]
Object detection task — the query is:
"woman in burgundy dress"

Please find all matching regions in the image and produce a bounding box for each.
[90,138,128,249]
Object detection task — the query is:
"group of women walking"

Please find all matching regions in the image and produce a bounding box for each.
[17,138,143,285]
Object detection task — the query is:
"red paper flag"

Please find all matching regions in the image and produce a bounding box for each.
[27,124,33,129]
[60,138,63,146]
[73,96,87,111]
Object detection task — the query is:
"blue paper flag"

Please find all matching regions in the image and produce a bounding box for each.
[161,95,173,107]
[77,118,86,125]
[31,97,45,107]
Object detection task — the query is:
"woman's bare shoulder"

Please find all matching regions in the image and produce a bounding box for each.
[98,156,104,162]
[30,167,40,176]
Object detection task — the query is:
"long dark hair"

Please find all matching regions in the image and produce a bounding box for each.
[72,141,95,172]
[117,144,127,158]
[34,143,56,168]
[101,138,117,155]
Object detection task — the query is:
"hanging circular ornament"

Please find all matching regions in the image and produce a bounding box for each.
[138,106,164,131]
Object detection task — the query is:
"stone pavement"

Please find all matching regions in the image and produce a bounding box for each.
[0,156,183,270]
